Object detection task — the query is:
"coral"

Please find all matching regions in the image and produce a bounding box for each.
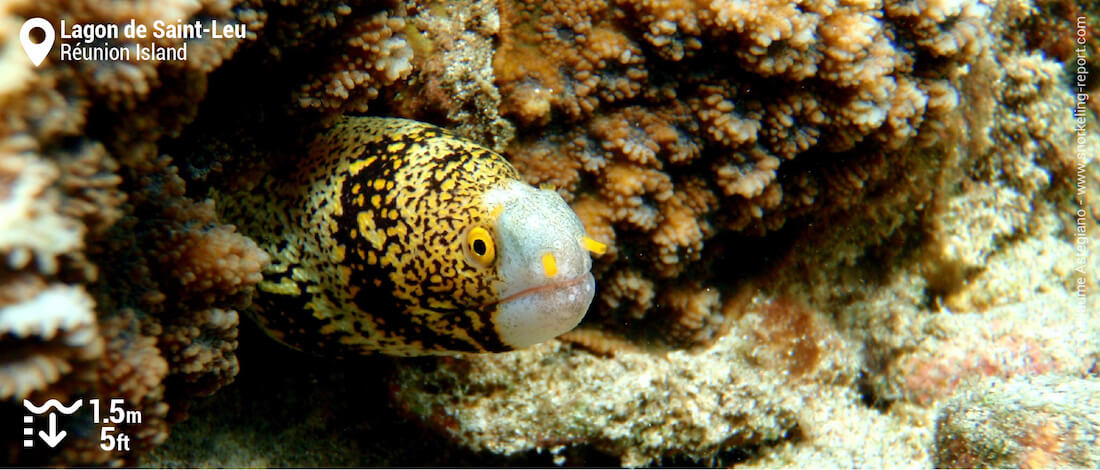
[494,0,647,123]
[508,137,584,199]
[483,0,998,351]
[0,0,274,464]
[295,11,413,114]
[81,310,171,459]
[378,0,1100,465]
[885,0,991,59]
[1020,0,1097,64]
[595,271,729,349]
[589,106,701,166]
[658,283,724,346]
[935,375,1100,468]
[600,164,671,233]
[152,199,268,305]
[384,0,515,150]
[0,279,102,400]
[0,154,85,275]
[597,268,655,321]
[0,0,1094,466]
[558,327,641,357]
[97,154,268,407]
[159,308,240,396]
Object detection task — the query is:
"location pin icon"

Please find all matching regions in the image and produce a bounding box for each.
[20,18,54,67]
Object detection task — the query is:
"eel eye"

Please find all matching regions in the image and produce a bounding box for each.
[465,226,496,267]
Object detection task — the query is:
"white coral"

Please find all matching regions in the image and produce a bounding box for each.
[0,154,84,274]
[0,284,103,399]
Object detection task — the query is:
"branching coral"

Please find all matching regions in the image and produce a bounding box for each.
[0,0,277,464]
[0,0,1092,466]
[159,308,240,396]
[383,0,1097,465]
[0,279,101,400]
[153,198,268,305]
[598,268,655,321]
[486,0,989,346]
[509,137,584,198]
[295,11,412,113]
[885,0,991,59]
[94,152,268,412]
[657,282,723,346]
[494,0,647,124]
[85,309,171,458]
[0,154,85,275]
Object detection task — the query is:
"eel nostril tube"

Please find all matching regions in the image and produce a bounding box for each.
[581,235,607,255]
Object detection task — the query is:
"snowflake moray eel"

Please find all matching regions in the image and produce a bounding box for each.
[217,116,606,356]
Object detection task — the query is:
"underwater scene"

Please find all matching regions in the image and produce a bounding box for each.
[1,0,1097,467]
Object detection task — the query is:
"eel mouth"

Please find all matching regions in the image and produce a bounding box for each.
[485,274,592,307]
[489,272,596,348]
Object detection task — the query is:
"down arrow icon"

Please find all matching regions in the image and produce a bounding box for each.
[39,413,66,448]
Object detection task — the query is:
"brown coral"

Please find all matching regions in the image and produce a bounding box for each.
[0,278,102,400]
[494,0,647,124]
[376,3,1077,462]
[885,0,991,59]
[486,0,983,345]
[0,0,1087,466]
[509,137,584,198]
[0,154,85,275]
[89,310,171,453]
[0,0,277,464]
[657,282,723,346]
[153,199,269,305]
[295,10,413,114]
[159,308,240,396]
[598,268,655,321]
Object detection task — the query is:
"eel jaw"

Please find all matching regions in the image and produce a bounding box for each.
[492,272,595,349]
[481,180,597,349]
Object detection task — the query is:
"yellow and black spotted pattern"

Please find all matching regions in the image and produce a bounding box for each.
[218,117,528,356]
